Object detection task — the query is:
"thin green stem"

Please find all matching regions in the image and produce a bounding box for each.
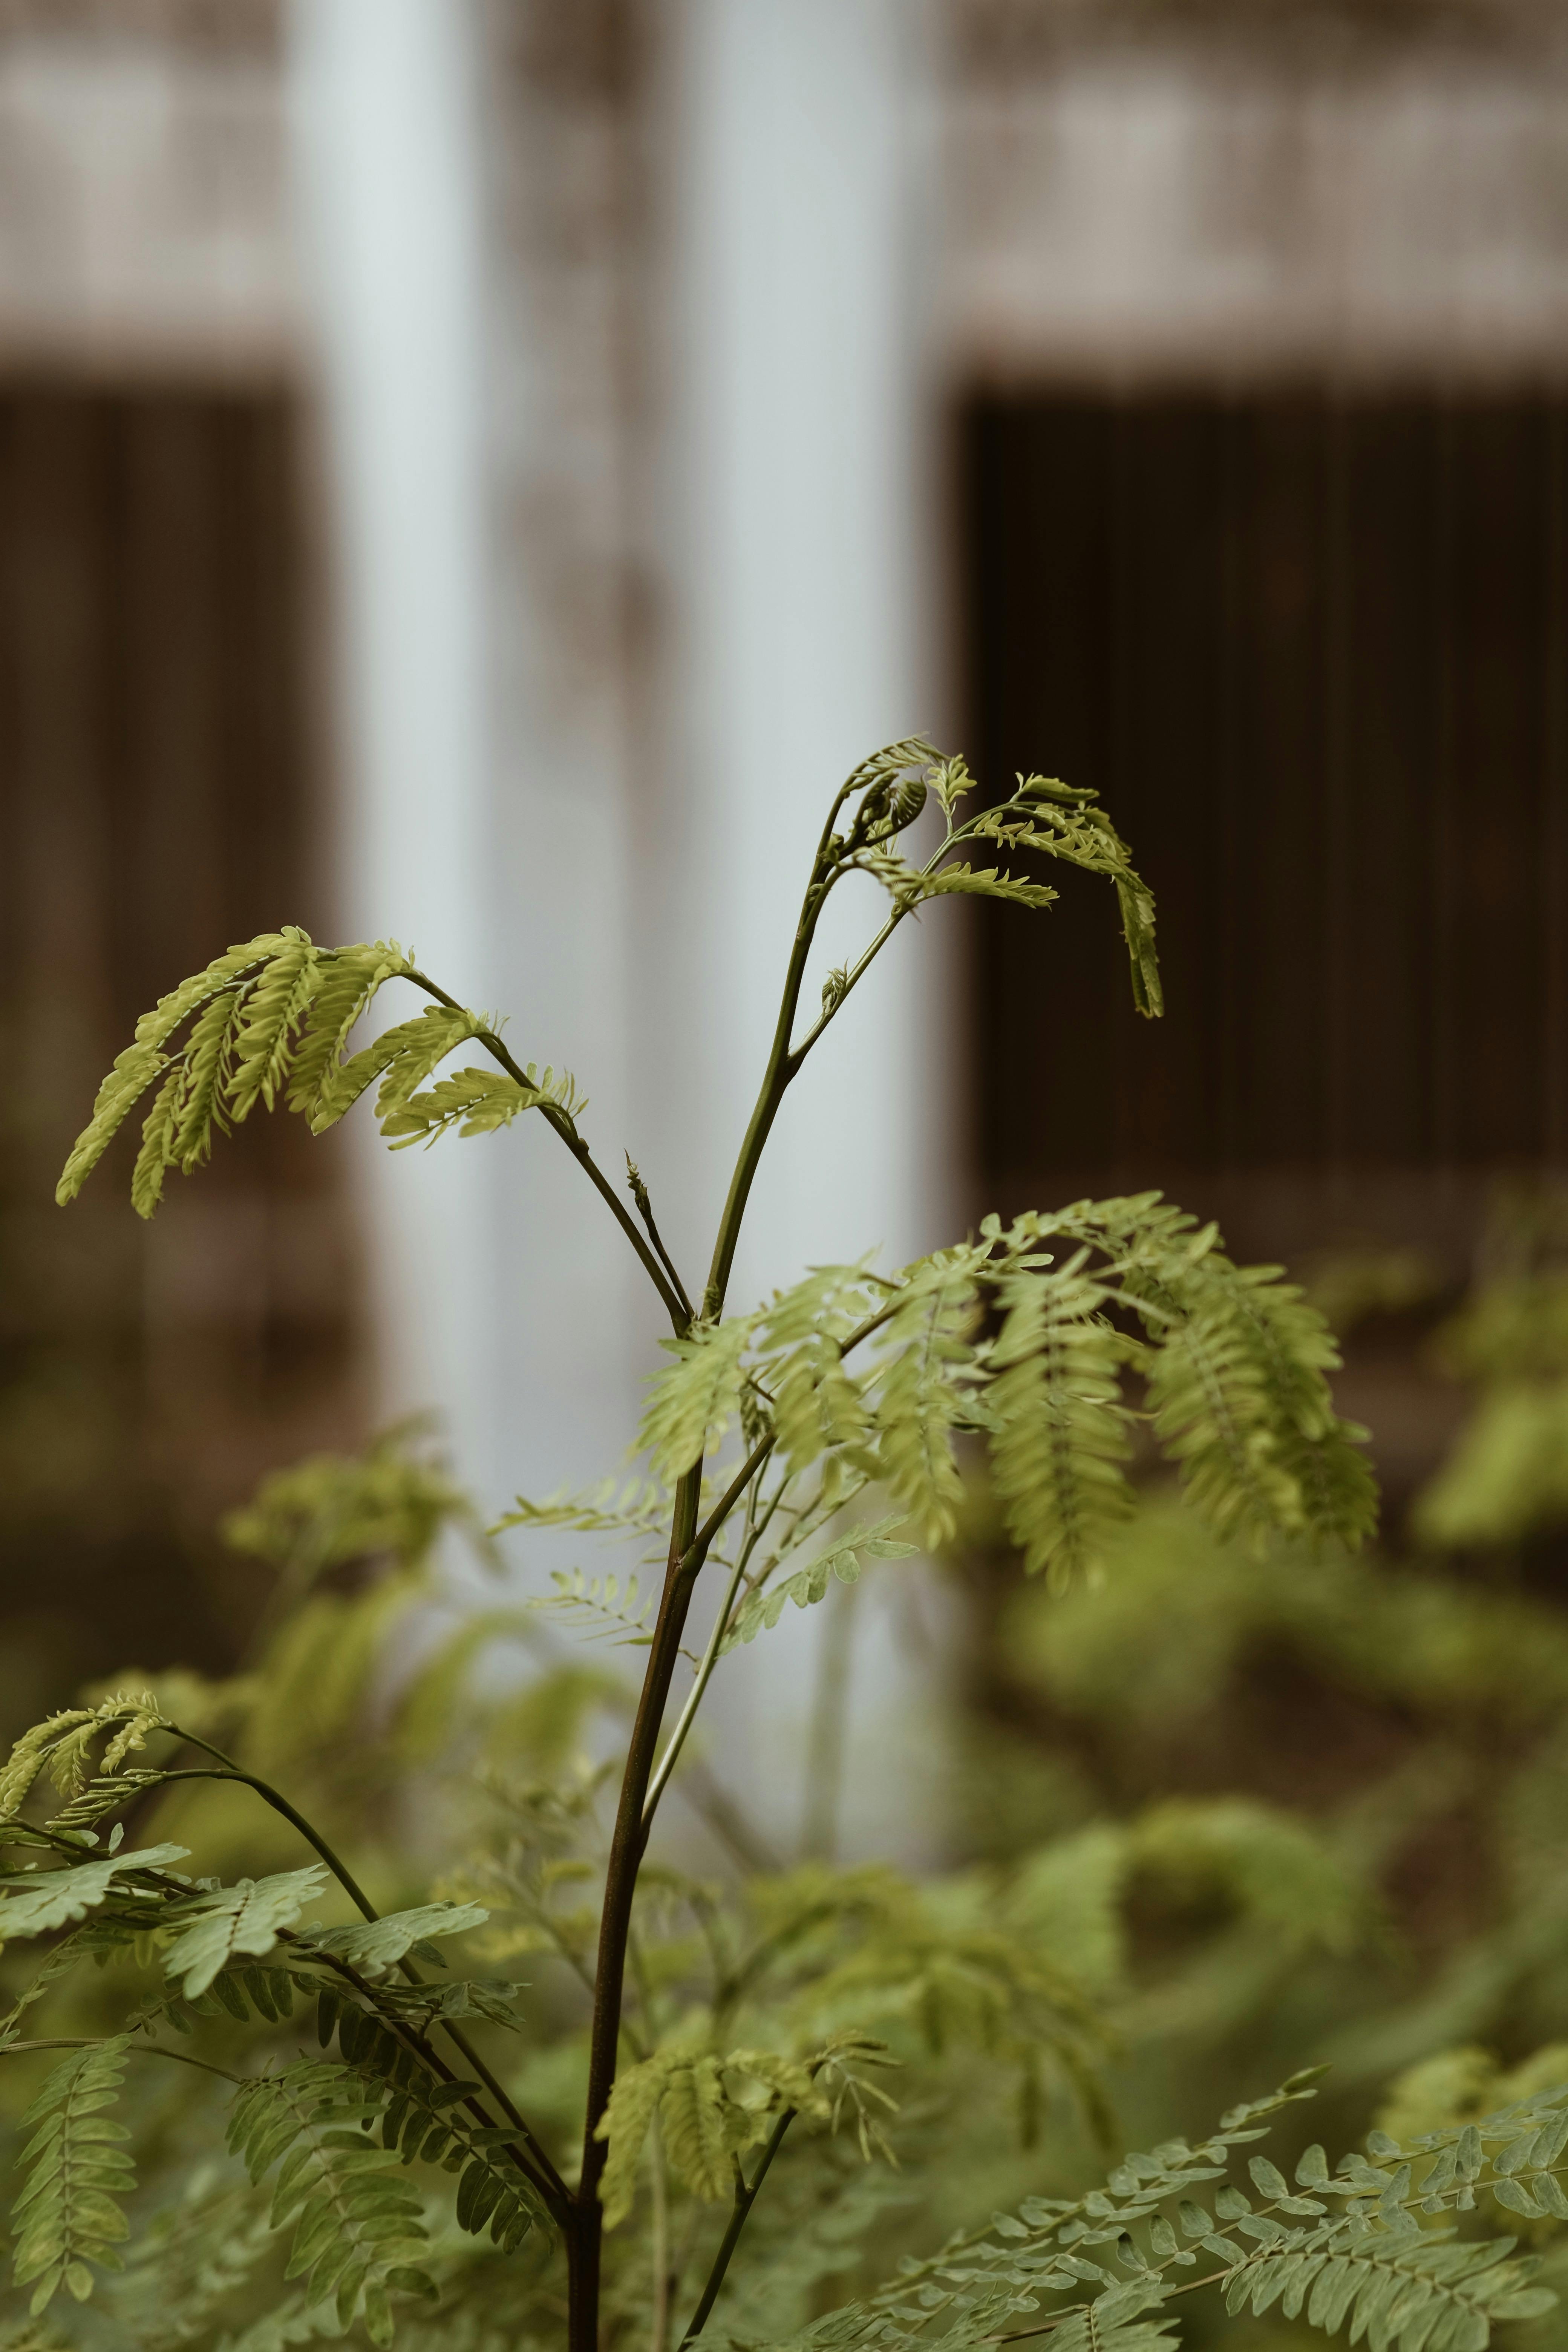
[649,2111,674,2352]
[800,1571,856,1862]
[575,760,955,2348]
[161,1736,381,1922]
[406,970,688,1332]
[640,1435,782,1828]
[678,2109,797,2344]
[626,1156,696,1323]
[2,2037,244,2086]
[162,1732,571,2212]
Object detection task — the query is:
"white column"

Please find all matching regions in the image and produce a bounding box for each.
[647,0,954,1861]
[648,0,946,1300]
[284,0,503,1508]
[286,0,645,1527]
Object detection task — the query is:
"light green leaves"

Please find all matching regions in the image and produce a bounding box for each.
[55,932,579,1219]
[985,775,1163,1017]
[987,1260,1139,1588]
[836,755,1161,1023]
[860,848,1059,914]
[161,1867,329,1998]
[56,933,303,1205]
[0,1847,188,1947]
[0,1694,172,1820]
[1142,1253,1377,1554]
[300,1901,488,1978]
[378,1063,584,1150]
[595,2046,833,2227]
[720,1519,914,1651]
[9,2039,136,2314]
[634,1200,1373,1625]
[314,1005,484,1133]
[640,1314,759,1481]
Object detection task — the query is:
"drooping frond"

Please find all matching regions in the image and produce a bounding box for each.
[985,776,1163,1017]
[985,1260,1139,1587]
[319,2017,546,2252]
[1141,1251,1377,1552]
[9,2038,136,2314]
[284,941,413,1117]
[0,1693,172,1820]
[56,932,580,1218]
[225,2063,434,2346]
[314,1004,485,1133]
[55,932,303,1203]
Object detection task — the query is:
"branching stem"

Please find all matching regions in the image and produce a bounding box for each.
[678,2107,798,2344]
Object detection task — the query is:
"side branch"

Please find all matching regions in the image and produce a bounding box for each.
[406,971,689,1332]
[679,2109,797,2344]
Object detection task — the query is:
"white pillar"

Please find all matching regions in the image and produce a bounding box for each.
[647,0,946,1299]
[647,0,953,1861]
[285,0,502,1508]
[285,0,643,1525]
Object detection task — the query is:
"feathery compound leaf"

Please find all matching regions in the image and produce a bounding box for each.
[594,2044,807,2227]
[870,1265,981,1545]
[228,934,323,1118]
[300,1901,489,1978]
[492,1476,669,1539]
[9,2038,135,2314]
[0,1694,172,1816]
[226,2063,429,2346]
[721,1517,914,1652]
[55,933,296,1204]
[986,1263,1139,1587]
[1142,1255,1375,1551]
[858,848,1059,914]
[161,1866,330,1997]
[285,940,413,1119]
[0,1846,188,1945]
[378,1063,584,1150]
[640,1314,759,1480]
[128,1065,183,1219]
[314,1004,484,1135]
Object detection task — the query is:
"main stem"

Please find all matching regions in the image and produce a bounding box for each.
[571,833,838,2351]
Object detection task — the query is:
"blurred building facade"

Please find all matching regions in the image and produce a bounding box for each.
[3,0,1568,1838]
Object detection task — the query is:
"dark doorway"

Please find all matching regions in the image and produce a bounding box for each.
[964,391,1568,1275]
[0,387,363,1726]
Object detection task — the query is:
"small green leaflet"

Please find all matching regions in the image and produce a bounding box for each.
[720,1517,915,1652]
[161,1866,329,1997]
[0,1845,189,1945]
[300,1901,489,1977]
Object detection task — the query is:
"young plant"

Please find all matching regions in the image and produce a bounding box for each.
[2,744,1479,2352]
